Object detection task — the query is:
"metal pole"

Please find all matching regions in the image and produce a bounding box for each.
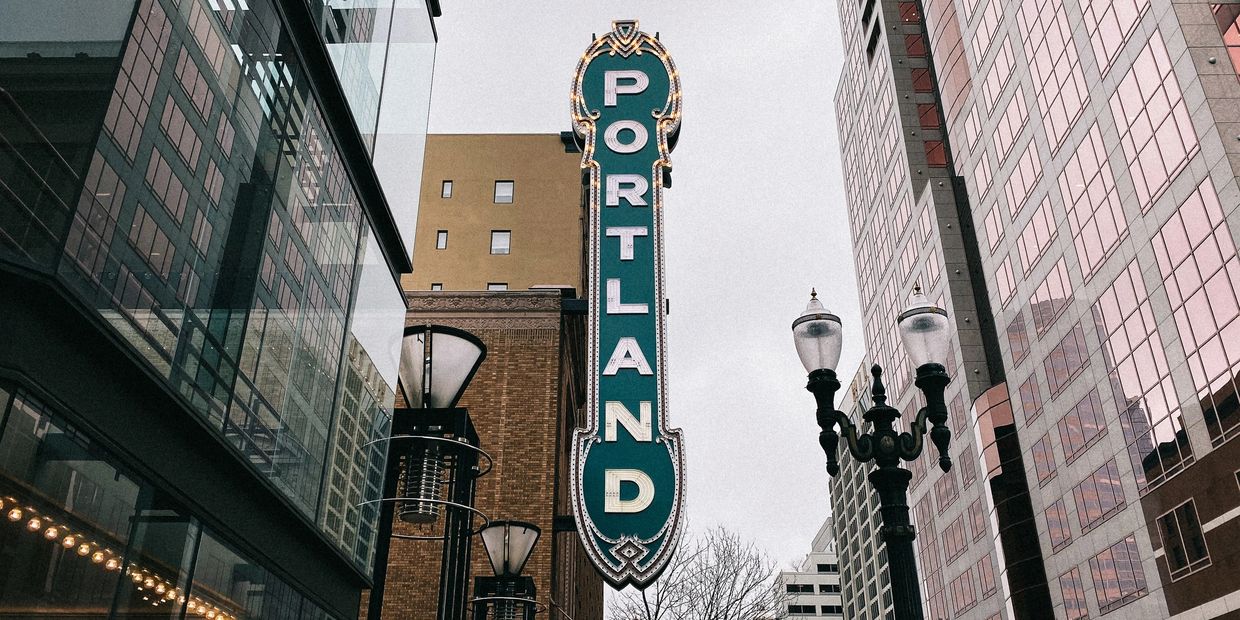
[367,449,401,620]
[869,467,922,620]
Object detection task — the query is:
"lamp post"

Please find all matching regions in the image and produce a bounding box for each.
[368,325,492,620]
[792,287,954,620]
[472,520,542,620]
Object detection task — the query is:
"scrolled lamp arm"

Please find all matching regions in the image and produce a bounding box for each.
[807,369,873,476]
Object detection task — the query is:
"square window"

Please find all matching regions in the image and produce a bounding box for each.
[430,283,443,291]
[1158,499,1210,579]
[491,230,511,255]
[436,230,447,249]
[494,180,514,203]
[441,180,453,198]
[487,283,508,291]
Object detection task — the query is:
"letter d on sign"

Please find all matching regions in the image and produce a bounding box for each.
[604,469,655,513]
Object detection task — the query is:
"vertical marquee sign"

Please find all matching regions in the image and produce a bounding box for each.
[570,20,686,589]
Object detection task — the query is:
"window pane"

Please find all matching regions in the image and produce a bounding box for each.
[441,180,452,198]
[494,180,514,203]
[487,283,508,291]
[436,230,447,249]
[490,231,511,255]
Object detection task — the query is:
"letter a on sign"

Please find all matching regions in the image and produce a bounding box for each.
[570,20,686,589]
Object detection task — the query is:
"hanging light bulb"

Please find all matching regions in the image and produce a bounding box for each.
[43,526,59,540]
[62,534,77,548]
[77,543,91,556]
[6,507,21,522]
[207,610,217,619]
[105,558,120,570]
[143,577,155,588]
[155,583,166,594]
[91,551,105,563]
[26,517,42,531]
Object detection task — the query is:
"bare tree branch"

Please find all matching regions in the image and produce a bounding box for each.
[608,526,778,620]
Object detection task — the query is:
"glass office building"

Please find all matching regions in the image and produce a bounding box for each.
[833,0,1240,615]
[0,0,436,616]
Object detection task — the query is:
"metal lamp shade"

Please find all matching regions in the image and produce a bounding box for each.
[897,288,951,368]
[480,520,541,577]
[792,293,843,373]
[399,325,487,409]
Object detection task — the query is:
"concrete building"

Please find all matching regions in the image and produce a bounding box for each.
[829,363,895,620]
[0,0,436,617]
[403,134,584,293]
[834,0,1240,615]
[777,518,845,618]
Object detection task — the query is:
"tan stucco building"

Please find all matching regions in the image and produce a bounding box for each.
[402,134,584,293]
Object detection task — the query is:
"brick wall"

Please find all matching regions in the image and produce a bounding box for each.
[374,291,602,619]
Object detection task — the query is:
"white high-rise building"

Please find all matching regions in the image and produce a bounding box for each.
[775,518,844,618]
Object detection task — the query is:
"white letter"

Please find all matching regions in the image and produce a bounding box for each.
[606,226,647,260]
[604,120,648,154]
[606,174,649,207]
[605,401,652,442]
[604,70,649,106]
[604,469,655,513]
[603,337,654,375]
[607,279,649,314]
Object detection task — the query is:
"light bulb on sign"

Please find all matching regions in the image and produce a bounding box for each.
[155,583,166,594]
[77,543,91,556]
[6,508,20,521]
[106,558,120,570]
[43,526,59,540]
[62,535,77,548]
[92,551,105,563]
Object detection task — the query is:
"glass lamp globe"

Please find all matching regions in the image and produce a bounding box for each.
[792,290,843,373]
[398,325,487,409]
[897,285,951,368]
[480,520,541,577]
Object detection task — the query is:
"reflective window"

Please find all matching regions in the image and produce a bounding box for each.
[972,0,1002,60]
[943,516,967,561]
[1032,433,1057,484]
[981,37,1015,111]
[934,468,959,513]
[436,230,447,249]
[1043,322,1089,396]
[996,254,1016,307]
[1088,534,1148,613]
[1109,31,1199,212]
[1057,124,1127,280]
[1058,389,1107,462]
[924,141,947,167]
[912,67,934,92]
[977,553,997,597]
[1046,498,1072,551]
[1082,0,1149,73]
[1154,177,1240,446]
[1072,459,1126,531]
[493,180,514,204]
[1003,141,1042,219]
[1096,259,1190,490]
[1016,197,1056,272]
[441,180,453,198]
[1018,374,1044,423]
[994,87,1028,159]
[430,283,443,291]
[969,498,987,541]
[984,205,1002,253]
[1060,567,1089,620]
[0,387,332,619]
[1007,311,1031,366]
[1157,499,1210,579]
[487,283,508,291]
[1030,258,1073,336]
[949,568,977,614]
[1018,0,1088,150]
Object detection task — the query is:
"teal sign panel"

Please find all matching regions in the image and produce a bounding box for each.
[570,20,686,589]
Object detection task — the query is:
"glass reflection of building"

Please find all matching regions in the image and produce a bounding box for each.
[0,0,436,617]
[832,0,1240,614]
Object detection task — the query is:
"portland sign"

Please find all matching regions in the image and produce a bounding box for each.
[569,20,686,589]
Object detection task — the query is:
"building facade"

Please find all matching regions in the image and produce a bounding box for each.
[403,133,585,293]
[829,363,895,620]
[0,0,436,617]
[834,0,1240,614]
[375,291,603,620]
[777,518,845,618]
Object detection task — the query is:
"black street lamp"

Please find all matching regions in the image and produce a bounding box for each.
[792,287,954,620]
[472,520,543,619]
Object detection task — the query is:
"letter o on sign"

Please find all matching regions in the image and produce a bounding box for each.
[604,120,648,154]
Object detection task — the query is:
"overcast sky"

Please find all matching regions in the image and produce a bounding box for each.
[426,0,862,588]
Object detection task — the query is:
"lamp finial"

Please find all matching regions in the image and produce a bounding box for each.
[811,287,818,299]
[913,282,922,296]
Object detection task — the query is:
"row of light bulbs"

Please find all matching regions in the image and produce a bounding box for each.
[1,495,236,619]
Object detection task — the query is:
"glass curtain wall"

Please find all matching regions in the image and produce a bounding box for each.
[0,386,336,618]
[0,0,420,574]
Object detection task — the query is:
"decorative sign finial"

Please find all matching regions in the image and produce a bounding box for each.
[913,281,922,296]
[811,287,818,299]
[569,20,685,589]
